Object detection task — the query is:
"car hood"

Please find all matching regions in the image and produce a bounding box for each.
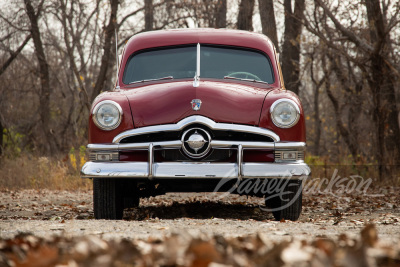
[122,80,273,128]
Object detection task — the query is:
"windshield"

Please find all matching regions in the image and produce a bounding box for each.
[122,45,274,84]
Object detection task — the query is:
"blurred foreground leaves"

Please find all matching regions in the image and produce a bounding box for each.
[1,224,399,267]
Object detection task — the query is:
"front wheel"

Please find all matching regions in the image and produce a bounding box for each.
[93,178,124,219]
[265,179,302,221]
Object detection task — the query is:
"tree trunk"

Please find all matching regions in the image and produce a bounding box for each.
[0,119,3,156]
[313,83,321,155]
[91,0,119,102]
[325,79,359,159]
[215,0,227,28]
[281,0,305,95]
[310,54,324,156]
[258,0,278,52]
[144,0,153,31]
[24,0,53,154]
[59,0,90,110]
[237,0,255,31]
[365,0,400,178]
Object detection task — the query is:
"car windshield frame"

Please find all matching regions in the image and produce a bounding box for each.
[122,44,275,85]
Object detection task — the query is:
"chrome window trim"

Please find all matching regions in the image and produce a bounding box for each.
[112,115,280,143]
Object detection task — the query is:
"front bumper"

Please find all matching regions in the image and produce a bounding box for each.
[81,161,310,179]
[81,115,310,180]
[81,141,310,179]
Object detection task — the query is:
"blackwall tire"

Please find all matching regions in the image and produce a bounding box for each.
[265,179,302,221]
[93,178,124,220]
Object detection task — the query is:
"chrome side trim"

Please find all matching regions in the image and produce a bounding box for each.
[81,161,310,179]
[112,115,280,143]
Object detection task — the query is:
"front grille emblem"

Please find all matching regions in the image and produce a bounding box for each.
[191,99,202,111]
[181,128,211,158]
[186,130,207,152]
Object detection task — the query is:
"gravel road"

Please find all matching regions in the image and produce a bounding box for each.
[1,189,399,243]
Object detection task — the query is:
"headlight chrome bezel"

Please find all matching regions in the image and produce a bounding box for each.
[92,100,123,131]
[270,99,301,128]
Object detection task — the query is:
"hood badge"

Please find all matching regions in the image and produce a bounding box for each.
[191,99,202,111]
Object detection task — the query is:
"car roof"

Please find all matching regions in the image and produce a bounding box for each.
[123,28,276,56]
[118,28,281,88]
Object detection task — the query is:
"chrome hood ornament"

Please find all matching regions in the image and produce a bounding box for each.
[191,99,202,111]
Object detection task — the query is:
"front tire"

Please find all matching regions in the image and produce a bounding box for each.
[93,178,124,219]
[265,179,302,221]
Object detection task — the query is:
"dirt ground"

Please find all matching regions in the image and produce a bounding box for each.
[1,188,400,266]
[0,189,399,241]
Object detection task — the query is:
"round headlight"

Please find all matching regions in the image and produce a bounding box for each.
[270,99,300,128]
[92,100,123,130]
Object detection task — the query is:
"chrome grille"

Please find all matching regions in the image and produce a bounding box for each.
[120,128,274,144]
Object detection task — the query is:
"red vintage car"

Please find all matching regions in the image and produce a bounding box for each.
[81,28,310,221]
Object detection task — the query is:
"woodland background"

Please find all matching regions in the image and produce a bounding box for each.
[0,0,399,188]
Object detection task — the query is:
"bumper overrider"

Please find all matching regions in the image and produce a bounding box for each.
[81,116,310,180]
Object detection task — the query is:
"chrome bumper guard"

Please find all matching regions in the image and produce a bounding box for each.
[81,141,310,179]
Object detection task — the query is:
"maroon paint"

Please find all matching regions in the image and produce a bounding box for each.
[122,80,273,128]
[258,89,306,142]
[243,150,274,162]
[89,29,305,146]
[88,92,134,144]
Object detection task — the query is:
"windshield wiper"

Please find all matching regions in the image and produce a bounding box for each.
[223,76,269,84]
[129,76,173,84]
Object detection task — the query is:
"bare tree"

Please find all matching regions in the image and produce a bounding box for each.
[24,0,56,154]
[215,0,226,28]
[237,0,255,31]
[281,0,305,95]
[311,0,400,178]
[258,0,278,51]
[144,0,154,31]
[308,50,326,155]
[91,0,119,101]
